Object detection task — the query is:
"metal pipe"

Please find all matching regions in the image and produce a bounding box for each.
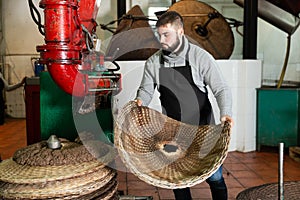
[234,0,300,34]
[278,142,284,200]
[36,0,100,97]
[277,34,291,88]
[117,0,126,24]
[243,0,258,59]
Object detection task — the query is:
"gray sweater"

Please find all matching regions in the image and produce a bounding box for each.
[136,36,232,118]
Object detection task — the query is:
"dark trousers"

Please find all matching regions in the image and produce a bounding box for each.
[173,166,227,200]
[173,179,227,200]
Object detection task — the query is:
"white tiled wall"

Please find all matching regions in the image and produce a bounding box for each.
[209,60,262,152]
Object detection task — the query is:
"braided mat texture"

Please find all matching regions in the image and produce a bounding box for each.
[0,139,118,199]
[236,181,300,200]
[114,101,231,189]
[13,139,111,166]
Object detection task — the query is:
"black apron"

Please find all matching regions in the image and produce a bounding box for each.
[158,50,212,126]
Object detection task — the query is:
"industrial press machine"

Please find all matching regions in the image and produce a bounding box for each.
[28,0,121,143]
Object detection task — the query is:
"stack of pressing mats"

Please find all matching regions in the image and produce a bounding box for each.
[0,138,118,200]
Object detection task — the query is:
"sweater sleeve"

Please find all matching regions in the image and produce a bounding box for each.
[136,60,156,106]
[190,48,232,118]
[203,55,232,117]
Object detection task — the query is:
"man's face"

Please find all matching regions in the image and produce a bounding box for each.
[157,23,183,53]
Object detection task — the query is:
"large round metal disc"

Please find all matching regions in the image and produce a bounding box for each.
[169,0,234,59]
[106,5,161,60]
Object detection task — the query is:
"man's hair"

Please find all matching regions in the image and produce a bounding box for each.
[156,11,184,29]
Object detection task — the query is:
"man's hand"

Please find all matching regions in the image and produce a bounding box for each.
[221,115,234,127]
[135,99,143,106]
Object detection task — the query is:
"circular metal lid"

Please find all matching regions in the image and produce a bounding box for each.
[169,0,234,59]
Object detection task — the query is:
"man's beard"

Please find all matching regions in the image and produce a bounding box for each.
[162,35,181,55]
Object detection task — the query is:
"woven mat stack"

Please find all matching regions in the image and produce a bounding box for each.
[114,101,231,189]
[236,181,300,200]
[0,138,118,200]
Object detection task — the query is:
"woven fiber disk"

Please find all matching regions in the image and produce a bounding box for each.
[114,101,231,189]
[0,139,118,200]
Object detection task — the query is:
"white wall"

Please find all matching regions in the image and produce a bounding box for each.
[258,19,300,83]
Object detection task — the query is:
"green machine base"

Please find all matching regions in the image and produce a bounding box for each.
[40,72,114,143]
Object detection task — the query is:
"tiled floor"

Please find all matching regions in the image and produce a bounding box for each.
[1,117,300,200]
